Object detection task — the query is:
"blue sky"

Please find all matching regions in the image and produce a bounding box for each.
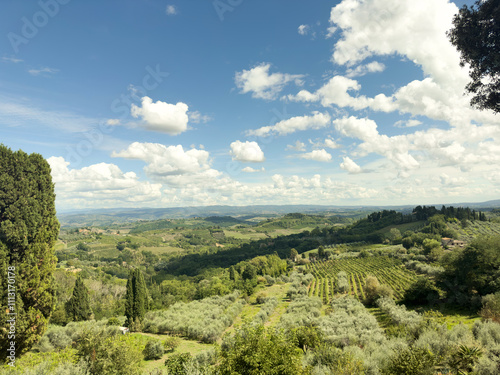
[1,0,498,211]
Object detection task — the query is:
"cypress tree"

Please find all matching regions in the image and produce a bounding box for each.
[0,145,60,360]
[65,277,93,321]
[125,268,149,328]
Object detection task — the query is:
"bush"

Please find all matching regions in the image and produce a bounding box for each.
[77,327,142,374]
[107,316,121,326]
[480,292,500,322]
[163,336,181,352]
[165,353,193,374]
[255,292,268,304]
[382,346,436,375]
[143,339,164,360]
[402,277,441,306]
[219,324,306,375]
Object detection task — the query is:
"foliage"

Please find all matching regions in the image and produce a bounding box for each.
[305,344,365,375]
[143,291,244,343]
[218,324,306,375]
[402,277,441,306]
[125,268,149,329]
[480,292,500,323]
[439,236,500,304]
[164,352,192,374]
[143,339,164,360]
[0,145,60,360]
[65,277,93,322]
[76,327,142,375]
[320,296,385,348]
[163,335,181,352]
[382,346,436,375]
[448,0,500,113]
[448,345,483,375]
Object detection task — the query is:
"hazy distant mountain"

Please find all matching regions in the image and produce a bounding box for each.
[57,200,500,227]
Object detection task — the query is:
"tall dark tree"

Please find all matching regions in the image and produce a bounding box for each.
[125,268,149,328]
[0,145,60,360]
[448,0,500,113]
[65,277,93,321]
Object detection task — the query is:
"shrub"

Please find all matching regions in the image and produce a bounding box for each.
[219,324,306,375]
[382,346,436,375]
[402,277,441,306]
[77,327,142,374]
[164,335,181,352]
[143,339,165,360]
[165,353,193,374]
[479,292,500,322]
[107,316,121,326]
[255,292,268,304]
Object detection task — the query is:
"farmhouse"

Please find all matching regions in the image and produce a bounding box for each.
[441,237,466,248]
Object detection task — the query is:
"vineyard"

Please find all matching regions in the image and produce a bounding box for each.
[304,256,418,301]
[448,220,500,242]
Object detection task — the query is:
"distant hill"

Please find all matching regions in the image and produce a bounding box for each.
[56,200,500,227]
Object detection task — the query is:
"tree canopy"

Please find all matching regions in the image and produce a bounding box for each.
[0,145,60,360]
[65,276,93,322]
[448,0,500,113]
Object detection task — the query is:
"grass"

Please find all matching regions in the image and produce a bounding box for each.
[223,229,267,240]
[135,332,214,373]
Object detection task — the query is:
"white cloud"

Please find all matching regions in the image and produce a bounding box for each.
[0,98,97,133]
[242,166,265,173]
[112,142,220,185]
[28,67,58,76]
[287,75,396,112]
[247,112,331,137]
[47,156,162,207]
[310,138,340,149]
[230,140,265,162]
[2,57,23,63]
[394,119,422,128]
[346,61,385,77]
[298,24,309,35]
[235,63,304,100]
[286,140,306,152]
[107,119,120,126]
[166,5,177,15]
[130,96,189,135]
[340,156,362,174]
[299,149,332,162]
[188,111,212,123]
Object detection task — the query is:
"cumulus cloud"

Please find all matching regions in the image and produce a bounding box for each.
[230,141,265,162]
[394,119,422,128]
[346,61,385,77]
[112,142,220,185]
[298,24,309,35]
[235,63,304,100]
[286,140,306,152]
[310,138,340,149]
[287,75,396,112]
[166,5,177,15]
[340,156,362,174]
[299,149,332,162]
[130,96,189,135]
[47,156,162,207]
[242,166,265,173]
[188,110,212,123]
[247,112,331,137]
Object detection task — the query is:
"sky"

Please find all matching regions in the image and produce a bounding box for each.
[1,0,499,212]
